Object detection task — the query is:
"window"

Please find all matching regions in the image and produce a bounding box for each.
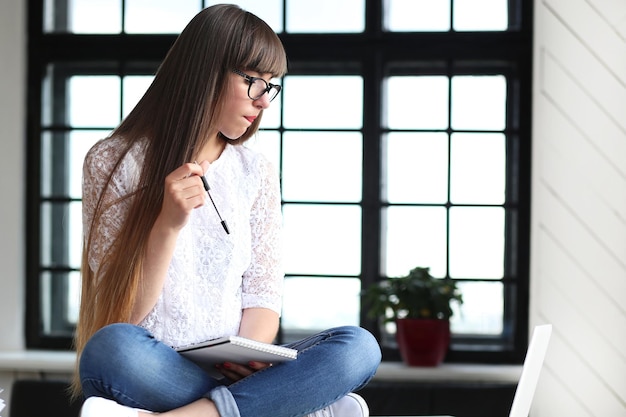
[28,0,532,362]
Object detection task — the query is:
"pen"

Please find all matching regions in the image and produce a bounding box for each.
[195,162,230,234]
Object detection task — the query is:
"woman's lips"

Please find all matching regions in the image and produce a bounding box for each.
[244,116,257,123]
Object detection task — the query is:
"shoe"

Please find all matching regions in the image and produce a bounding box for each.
[306,393,369,417]
[80,397,151,417]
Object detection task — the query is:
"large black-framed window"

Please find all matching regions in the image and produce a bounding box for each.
[27,0,532,363]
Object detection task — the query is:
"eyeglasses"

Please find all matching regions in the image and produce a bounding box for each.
[232,69,282,102]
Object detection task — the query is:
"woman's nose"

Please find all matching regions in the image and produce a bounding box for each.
[254,92,272,109]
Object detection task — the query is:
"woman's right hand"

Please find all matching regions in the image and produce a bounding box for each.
[215,361,273,382]
[159,161,211,231]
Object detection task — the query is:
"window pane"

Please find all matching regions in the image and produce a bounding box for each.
[44,0,285,34]
[207,0,284,33]
[453,0,508,31]
[40,271,80,335]
[41,131,105,199]
[283,75,363,129]
[40,132,69,198]
[123,75,154,118]
[286,0,365,33]
[41,65,55,126]
[383,132,449,204]
[450,133,505,204]
[44,0,123,33]
[67,270,81,324]
[379,281,505,337]
[384,0,451,32]
[451,281,503,335]
[283,205,361,275]
[70,131,107,197]
[449,207,504,278]
[451,75,506,131]
[69,76,120,128]
[40,201,82,269]
[125,0,200,34]
[383,206,447,278]
[282,132,362,202]
[385,76,449,129]
[282,277,361,340]
[246,130,281,173]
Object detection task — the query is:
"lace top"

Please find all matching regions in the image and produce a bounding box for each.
[82,136,284,348]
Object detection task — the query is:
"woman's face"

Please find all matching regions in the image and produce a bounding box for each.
[217,70,273,140]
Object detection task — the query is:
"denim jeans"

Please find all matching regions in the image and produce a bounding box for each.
[80,323,381,417]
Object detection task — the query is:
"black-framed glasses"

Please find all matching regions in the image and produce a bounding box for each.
[232,69,282,102]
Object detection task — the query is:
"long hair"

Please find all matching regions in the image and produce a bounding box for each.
[71,4,287,398]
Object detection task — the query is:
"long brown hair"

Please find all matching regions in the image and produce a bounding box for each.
[71,4,287,397]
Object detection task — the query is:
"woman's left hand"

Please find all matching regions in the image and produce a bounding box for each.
[216,361,272,382]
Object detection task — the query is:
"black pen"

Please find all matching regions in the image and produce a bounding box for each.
[195,162,230,234]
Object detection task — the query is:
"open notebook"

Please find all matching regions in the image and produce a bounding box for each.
[508,324,552,417]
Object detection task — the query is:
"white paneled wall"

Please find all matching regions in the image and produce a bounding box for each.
[531,0,626,416]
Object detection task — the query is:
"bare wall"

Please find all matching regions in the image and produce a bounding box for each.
[0,0,26,351]
[530,0,626,415]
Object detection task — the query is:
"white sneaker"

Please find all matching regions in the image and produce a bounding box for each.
[306,393,369,417]
[80,397,152,417]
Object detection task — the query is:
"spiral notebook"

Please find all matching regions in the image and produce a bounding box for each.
[176,335,297,378]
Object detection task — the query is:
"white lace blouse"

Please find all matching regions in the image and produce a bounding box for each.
[82,136,284,348]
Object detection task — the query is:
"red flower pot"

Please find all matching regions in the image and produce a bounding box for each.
[395,318,450,366]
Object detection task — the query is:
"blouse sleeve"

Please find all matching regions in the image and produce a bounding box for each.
[82,138,139,276]
[241,156,284,314]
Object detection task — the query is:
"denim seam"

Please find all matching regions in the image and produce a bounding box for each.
[81,377,153,411]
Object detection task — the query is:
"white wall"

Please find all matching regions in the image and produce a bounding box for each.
[0,0,26,350]
[530,0,626,415]
[0,0,26,408]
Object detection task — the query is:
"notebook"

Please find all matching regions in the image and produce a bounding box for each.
[508,324,552,417]
[176,335,298,378]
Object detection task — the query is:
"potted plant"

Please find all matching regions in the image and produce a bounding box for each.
[363,266,463,366]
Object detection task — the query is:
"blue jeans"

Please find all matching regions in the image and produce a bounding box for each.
[80,323,381,417]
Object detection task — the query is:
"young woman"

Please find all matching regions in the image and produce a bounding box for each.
[74,4,381,417]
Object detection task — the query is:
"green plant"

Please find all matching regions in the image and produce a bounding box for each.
[363,266,463,322]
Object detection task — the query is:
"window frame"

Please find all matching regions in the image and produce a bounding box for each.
[26,0,533,363]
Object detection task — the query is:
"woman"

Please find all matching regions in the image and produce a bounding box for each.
[75,4,381,417]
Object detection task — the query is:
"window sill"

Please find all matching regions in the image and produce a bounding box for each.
[373,361,521,384]
[0,351,521,384]
[0,350,76,373]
